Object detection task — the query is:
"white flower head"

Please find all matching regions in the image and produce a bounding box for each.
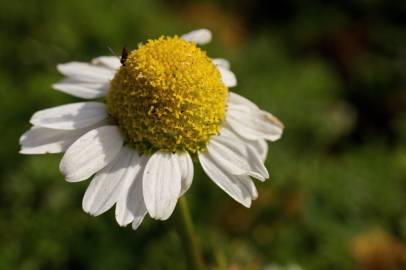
[20,29,284,229]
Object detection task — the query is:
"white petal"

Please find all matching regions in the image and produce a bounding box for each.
[218,66,237,88]
[91,56,121,70]
[30,102,107,130]
[241,178,258,200]
[53,79,109,99]
[82,146,135,216]
[198,152,252,207]
[227,104,283,141]
[181,29,212,45]
[228,93,284,131]
[57,62,115,83]
[245,145,269,180]
[19,127,89,154]
[60,126,123,182]
[132,212,147,230]
[208,135,268,180]
[228,92,259,110]
[220,126,268,162]
[142,152,181,220]
[176,152,194,196]
[115,155,148,227]
[213,58,230,69]
[251,139,268,162]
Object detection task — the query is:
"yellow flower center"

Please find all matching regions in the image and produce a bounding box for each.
[107,36,228,154]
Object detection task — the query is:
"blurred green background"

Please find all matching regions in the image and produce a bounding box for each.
[1,0,406,269]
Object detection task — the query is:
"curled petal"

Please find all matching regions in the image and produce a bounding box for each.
[227,104,283,141]
[199,151,254,207]
[208,135,268,180]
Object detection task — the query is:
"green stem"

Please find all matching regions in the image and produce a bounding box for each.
[176,196,206,270]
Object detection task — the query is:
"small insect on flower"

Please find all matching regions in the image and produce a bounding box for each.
[19,29,284,230]
[120,46,128,66]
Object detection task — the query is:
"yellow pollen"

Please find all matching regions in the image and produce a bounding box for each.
[107,36,228,154]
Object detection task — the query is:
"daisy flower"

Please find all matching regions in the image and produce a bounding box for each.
[19,29,284,230]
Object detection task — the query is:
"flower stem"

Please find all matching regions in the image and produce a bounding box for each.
[176,196,206,270]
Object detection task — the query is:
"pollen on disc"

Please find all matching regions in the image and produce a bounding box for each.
[107,36,228,154]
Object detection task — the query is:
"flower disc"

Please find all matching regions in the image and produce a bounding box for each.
[107,36,228,153]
